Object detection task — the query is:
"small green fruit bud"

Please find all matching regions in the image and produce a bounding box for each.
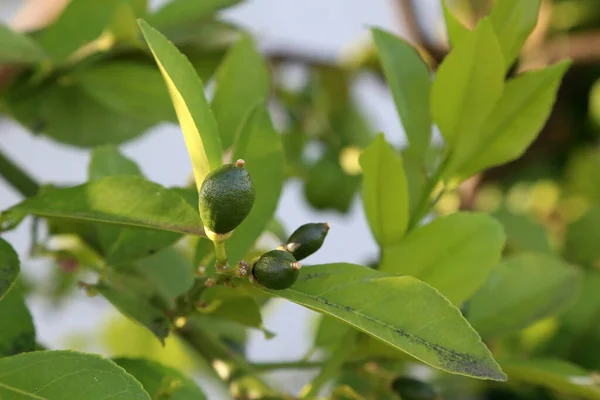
[285,222,330,260]
[199,160,255,235]
[252,250,301,290]
[390,377,438,400]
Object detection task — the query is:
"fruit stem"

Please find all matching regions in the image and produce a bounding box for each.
[213,239,228,270]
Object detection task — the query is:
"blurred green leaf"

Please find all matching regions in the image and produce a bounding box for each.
[115,358,206,399]
[381,212,505,306]
[500,358,600,400]
[212,36,270,149]
[442,0,470,47]
[75,61,176,123]
[139,20,223,191]
[489,0,541,69]
[37,0,121,61]
[148,0,242,29]
[0,287,35,357]
[0,350,150,399]
[109,2,142,46]
[0,238,19,300]
[372,29,431,157]
[452,61,570,179]
[315,315,352,349]
[565,205,600,265]
[0,176,204,236]
[493,209,553,254]
[95,281,171,344]
[39,84,152,147]
[228,103,284,263]
[0,24,46,63]
[88,145,143,180]
[431,18,504,170]
[267,263,506,381]
[201,287,269,335]
[359,134,409,246]
[468,253,582,339]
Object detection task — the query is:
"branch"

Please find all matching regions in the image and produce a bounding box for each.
[0,146,39,197]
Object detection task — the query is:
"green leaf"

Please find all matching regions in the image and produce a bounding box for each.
[0,24,45,63]
[500,359,600,400]
[139,20,223,191]
[95,281,171,344]
[359,134,409,246]
[267,263,506,381]
[228,103,284,263]
[315,315,352,349]
[37,0,121,62]
[431,18,504,168]
[75,62,176,124]
[493,208,553,253]
[40,84,153,148]
[201,287,270,335]
[468,253,582,339]
[115,358,206,399]
[565,205,600,265]
[453,61,570,178]
[212,36,271,149]
[372,29,431,156]
[148,0,242,29]
[0,176,204,236]
[0,287,36,357]
[489,0,541,69]
[89,145,143,180]
[0,239,19,300]
[442,0,470,47]
[380,212,505,306]
[0,350,151,399]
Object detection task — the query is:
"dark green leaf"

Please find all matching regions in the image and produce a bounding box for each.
[0,24,45,63]
[0,287,35,357]
[75,62,176,123]
[139,20,223,191]
[0,176,204,236]
[115,358,206,399]
[148,0,242,29]
[500,359,600,400]
[468,253,582,339]
[266,263,506,381]
[0,350,151,399]
[359,134,409,246]
[372,29,431,156]
[95,281,171,344]
[0,239,19,300]
[228,103,284,263]
[565,205,600,265]
[212,36,271,149]
[489,0,541,69]
[380,212,505,306]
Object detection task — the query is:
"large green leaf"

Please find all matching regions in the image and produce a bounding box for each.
[468,253,582,339]
[380,212,505,306]
[75,62,176,124]
[115,358,206,399]
[489,0,541,69]
[39,84,153,148]
[228,103,284,263]
[88,145,143,180]
[371,29,431,157]
[95,281,171,344]
[0,24,45,63]
[0,287,35,357]
[493,209,553,254]
[0,176,204,236]
[148,0,241,29]
[453,61,570,178]
[37,0,121,62]
[431,18,504,169]
[267,263,506,381]
[442,0,469,47]
[212,36,271,149]
[0,239,19,300]
[359,134,409,246]
[0,350,150,399]
[139,20,223,191]
[500,359,600,400]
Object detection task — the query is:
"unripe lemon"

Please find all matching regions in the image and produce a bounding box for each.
[199,160,255,235]
[285,222,330,260]
[252,250,301,290]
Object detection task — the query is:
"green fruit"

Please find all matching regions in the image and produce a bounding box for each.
[285,222,330,260]
[199,160,255,235]
[252,250,300,290]
[390,377,438,400]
